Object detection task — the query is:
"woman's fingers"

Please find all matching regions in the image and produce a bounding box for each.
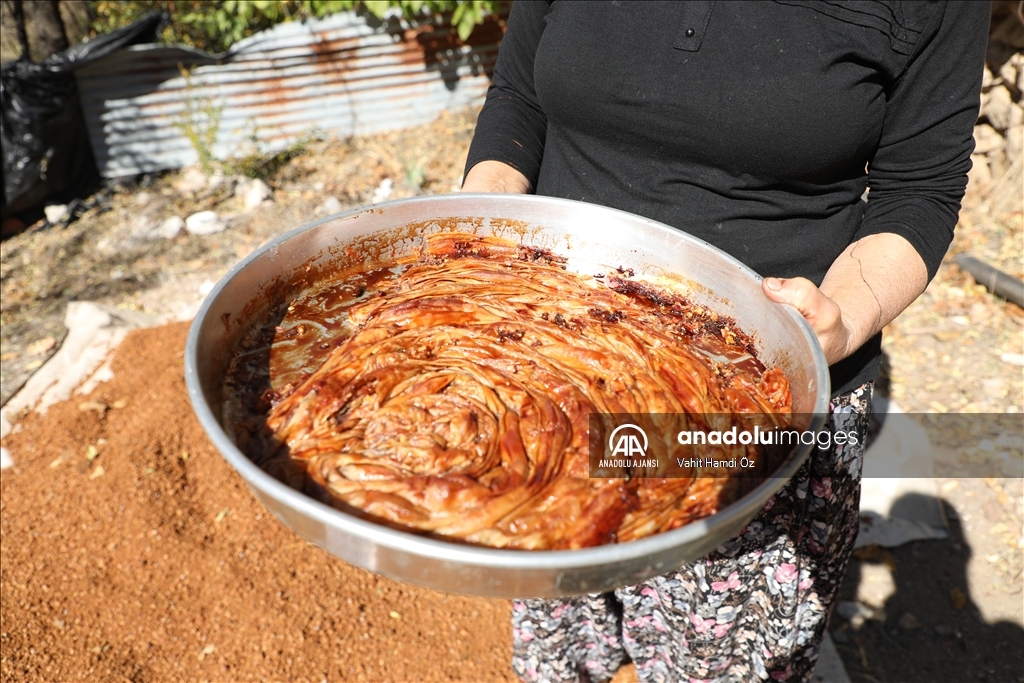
[762,276,851,364]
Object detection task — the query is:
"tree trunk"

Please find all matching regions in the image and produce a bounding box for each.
[12,0,31,62]
[29,0,69,59]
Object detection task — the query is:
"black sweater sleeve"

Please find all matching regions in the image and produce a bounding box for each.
[463,1,550,187]
[857,1,989,281]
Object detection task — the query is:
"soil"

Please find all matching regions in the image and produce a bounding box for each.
[0,323,515,682]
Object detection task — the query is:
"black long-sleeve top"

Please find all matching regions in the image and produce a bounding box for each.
[465,0,988,396]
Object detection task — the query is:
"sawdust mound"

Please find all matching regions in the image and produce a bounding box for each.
[0,323,513,682]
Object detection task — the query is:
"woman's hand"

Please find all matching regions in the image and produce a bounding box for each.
[761,233,929,366]
[462,160,532,194]
[762,277,855,365]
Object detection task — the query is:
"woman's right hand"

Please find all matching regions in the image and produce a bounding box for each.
[461,161,532,194]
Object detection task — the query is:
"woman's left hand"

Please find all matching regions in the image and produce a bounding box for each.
[762,277,853,365]
[760,233,930,367]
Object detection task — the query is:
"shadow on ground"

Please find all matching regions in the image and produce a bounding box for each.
[832,493,1024,683]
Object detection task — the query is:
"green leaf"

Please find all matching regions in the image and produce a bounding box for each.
[364,0,391,18]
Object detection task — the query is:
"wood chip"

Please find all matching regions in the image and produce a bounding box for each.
[215,509,230,524]
[198,644,215,660]
[89,465,105,479]
[78,401,108,413]
[26,336,56,355]
[949,587,967,610]
[86,445,98,461]
[112,399,129,409]
[389,611,401,619]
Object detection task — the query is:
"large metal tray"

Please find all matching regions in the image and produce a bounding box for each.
[185,194,830,598]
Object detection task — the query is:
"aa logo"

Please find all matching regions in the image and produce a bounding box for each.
[608,424,649,458]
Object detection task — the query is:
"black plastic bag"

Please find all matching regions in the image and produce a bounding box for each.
[1,12,166,219]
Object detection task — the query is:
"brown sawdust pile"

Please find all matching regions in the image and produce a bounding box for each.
[0,323,515,682]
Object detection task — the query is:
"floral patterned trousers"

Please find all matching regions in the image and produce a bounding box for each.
[512,384,872,683]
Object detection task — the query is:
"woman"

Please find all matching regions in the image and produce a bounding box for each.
[462,2,988,681]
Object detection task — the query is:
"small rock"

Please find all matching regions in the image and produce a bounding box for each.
[320,196,343,216]
[968,153,992,190]
[983,85,1014,131]
[174,167,207,193]
[1002,53,1024,96]
[134,192,152,207]
[243,179,273,210]
[897,612,921,630]
[155,216,185,239]
[0,448,12,470]
[1006,125,1022,164]
[26,336,56,356]
[44,204,69,224]
[983,500,1003,522]
[129,214,160,238]
[185,211,226,235]
[968,302,987,323]
[973,124,1003,155]
[982,378,1007,399]
[206,171,227,191]
[371,178,393,203]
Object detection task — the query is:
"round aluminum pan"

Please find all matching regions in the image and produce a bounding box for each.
[185,194,830,598]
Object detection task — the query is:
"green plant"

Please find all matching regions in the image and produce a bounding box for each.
[90,1,505,54]
[403,156,427,189]
[226,125,322,180]
[173,65,224,175]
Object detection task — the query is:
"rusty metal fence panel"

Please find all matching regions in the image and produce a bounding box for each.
[74,11,502,178]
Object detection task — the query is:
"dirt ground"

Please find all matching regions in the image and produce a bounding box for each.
[1,107,1022,682]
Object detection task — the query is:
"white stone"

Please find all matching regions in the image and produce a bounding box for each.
[320,196,343,215]
[206,170,227,191]
[968,153,992,190]
[44,204,69,224]
[982,64,995,90]
[185,210,226,235]
[1005,125,1022,164]
[0,447,12,470]
[983,85,1014,131]
[1010,102,1024,129]
[243,179,273,211]
[1000,54,1023,97]
[973,123,1003,154]
[371,178,393,204]
[155,216,185,239]
[174,167,207,193]
[129,214,160,238]
[982,378,1007,399]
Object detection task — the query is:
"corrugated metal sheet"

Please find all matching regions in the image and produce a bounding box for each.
[74,11,502,178]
